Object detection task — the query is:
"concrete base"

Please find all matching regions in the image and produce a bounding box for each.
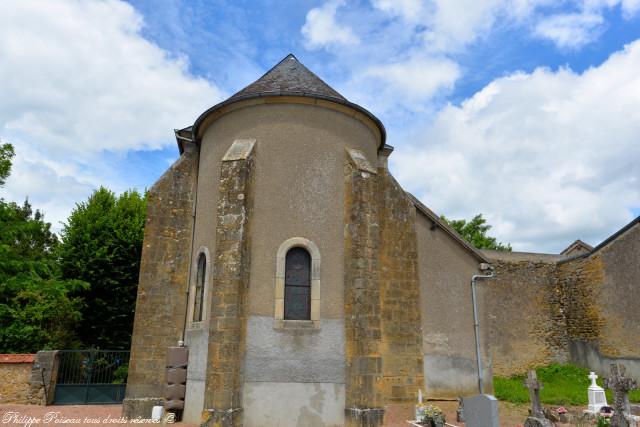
[570,340,640,380]
[524,417,553,427]
[122,398,164,419]
[243,382,345,427]
[201,409,242,427]
[344,407,384,427]
[423,353,493,397]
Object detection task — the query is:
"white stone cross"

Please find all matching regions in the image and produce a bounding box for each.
[587,371,608,413]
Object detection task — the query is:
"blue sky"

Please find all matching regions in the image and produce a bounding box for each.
[1,0,639,252]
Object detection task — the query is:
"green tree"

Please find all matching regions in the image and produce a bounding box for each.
[60,187,146,349]
[0,199,87,352]
[0,142,15,187]
[441,213,512,251]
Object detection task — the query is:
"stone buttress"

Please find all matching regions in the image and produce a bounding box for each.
[123,144,199,417]
[201,140,255,427]
[343,149,424,426]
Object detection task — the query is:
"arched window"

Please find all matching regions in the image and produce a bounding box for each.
[193,253,206,322]
[284,247,311,320]
[274,237,320,327]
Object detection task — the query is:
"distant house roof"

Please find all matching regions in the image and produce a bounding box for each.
[408,193,489,263]
[555,215,640,264]
[0,354,35,364]
[589,215,640,255]
[560,239,593,256]
[187,54,386,151]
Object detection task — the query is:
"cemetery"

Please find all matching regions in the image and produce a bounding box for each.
[403,363,640,427]
[1,3,639,426]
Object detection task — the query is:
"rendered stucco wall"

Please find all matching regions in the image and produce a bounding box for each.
[415,214,489,397]
[244,382,345,427]
[194,102,379,427]
[598,224,640,360]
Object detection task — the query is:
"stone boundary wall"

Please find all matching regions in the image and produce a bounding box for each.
[483,259,567,376]
[0,354,34,404]
[563,224,640,378]
[484,222,640,379]
[27,351,58,405]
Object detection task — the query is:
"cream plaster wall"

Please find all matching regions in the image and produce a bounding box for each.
[196,102,378,320]
[415,212,491,397]
[186,100,378,421]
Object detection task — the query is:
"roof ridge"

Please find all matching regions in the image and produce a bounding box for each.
[247,53,298,86]
[229,53,346,101]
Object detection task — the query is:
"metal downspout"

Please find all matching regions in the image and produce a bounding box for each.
[471,267,494,394]
[177,129,199,346]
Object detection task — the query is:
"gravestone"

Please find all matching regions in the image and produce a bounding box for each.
[463,394,499,427]
[587,371,608,413]
[604,363,638,427]
[523,370,553,427]
[456,396,465,423]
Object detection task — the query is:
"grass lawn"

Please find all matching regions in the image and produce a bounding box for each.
[494,364,640,406]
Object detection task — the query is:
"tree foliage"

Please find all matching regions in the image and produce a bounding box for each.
[0,142,15,187]
[440,213,512,252]
[60,187,146,349]
[0,199,87,352]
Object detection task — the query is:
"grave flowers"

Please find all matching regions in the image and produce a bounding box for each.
[597,416,612,427]
[415,404,446,427]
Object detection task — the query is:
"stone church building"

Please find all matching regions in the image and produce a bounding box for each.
[123,54,640,426]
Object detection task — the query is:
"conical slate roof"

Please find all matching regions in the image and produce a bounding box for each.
[191,54,386,148]
[229,54,346,101]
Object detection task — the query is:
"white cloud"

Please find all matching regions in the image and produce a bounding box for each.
[421,0,510,51]
[371,0,555,52]
[365,56,460,101]
[534,12,605,48]
[0,0,224,230]
[368,0,640,52]
[621,0,640,15]
[372,0,425,22]
[392,40,640,252]
[302,0,359,49]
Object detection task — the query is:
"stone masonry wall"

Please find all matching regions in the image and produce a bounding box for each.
[484,226,639,379]
[560,224,640,376]
[378,172,423,403]
[124,146,198,411]
[0,364,31,404]
[483,259,566,376]
[344,156,384,427]
[556,255,605,348]
[0,354,34,404]
[343,151,424,426]
[27,351,57,405]
[202,142,254,427]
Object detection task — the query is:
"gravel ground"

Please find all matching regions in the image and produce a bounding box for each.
[0,404,197,427]
[0,402,582,427]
